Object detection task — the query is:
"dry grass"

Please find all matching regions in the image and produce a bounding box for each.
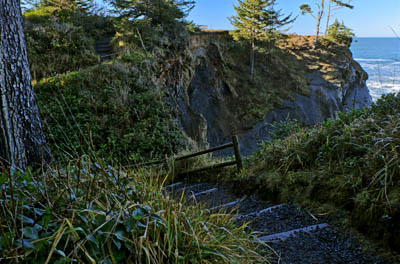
[0,156,270,263]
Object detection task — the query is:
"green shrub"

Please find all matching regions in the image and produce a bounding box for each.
[0,159,269,263]
[24,7,115,82]
[323,20,355,47]
[267,116,304,141]
[34,62,185,164]
[240,93,400,250]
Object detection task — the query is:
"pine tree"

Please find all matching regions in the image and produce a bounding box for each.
[325,0,353,34]
[28,0,95,13]
[109,0,195,26]
[326,19,354,47]
[229,0,295,78]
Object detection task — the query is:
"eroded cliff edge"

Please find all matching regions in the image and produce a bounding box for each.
[156,30,371,155]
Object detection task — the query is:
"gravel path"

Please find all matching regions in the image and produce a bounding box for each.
[167,182,393,264]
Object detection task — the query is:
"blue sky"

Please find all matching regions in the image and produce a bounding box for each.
[187,0,400,37]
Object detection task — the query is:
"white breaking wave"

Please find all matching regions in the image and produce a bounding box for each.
[354,58,394,62]
[367,80,400,101]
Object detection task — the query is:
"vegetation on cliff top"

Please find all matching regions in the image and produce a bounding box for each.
[34,62,185,164]
[24,6,115,82]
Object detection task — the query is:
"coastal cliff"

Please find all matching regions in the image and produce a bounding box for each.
[156,30,371,155]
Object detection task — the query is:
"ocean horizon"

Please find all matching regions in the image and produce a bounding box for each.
[351,37,400,101]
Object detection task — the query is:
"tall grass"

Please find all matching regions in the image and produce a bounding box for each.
[0,156,269,263]
[1,83,270,263]
[238,93,400,250]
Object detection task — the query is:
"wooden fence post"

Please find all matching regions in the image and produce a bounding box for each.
[232,136,243,172]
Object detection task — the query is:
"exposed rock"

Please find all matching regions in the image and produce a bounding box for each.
[157,30,371,155]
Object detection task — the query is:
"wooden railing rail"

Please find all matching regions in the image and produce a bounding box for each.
[130,136,243,174]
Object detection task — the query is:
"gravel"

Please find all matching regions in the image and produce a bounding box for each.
[237,204,319,236]
[269,226,389,264]
[169,182,393,264]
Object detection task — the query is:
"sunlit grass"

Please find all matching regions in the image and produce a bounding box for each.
[0,156,270,263]
[238,93,400,249]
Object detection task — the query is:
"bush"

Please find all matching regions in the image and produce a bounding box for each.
[267,117,304,141]
[323,20,355,47]
[34,62,185,164]
[24,6,115,82]
[240,93,400,250]
[0,159,269,263]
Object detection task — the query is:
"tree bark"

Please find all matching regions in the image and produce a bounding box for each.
[0,0,52,171]
[325,0,332,34]
[250,40,255,79]
[313,0,325,49]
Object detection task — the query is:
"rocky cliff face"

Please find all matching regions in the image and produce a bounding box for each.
[157,30,371,156]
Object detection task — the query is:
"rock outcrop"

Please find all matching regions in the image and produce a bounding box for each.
[158,30,371,155]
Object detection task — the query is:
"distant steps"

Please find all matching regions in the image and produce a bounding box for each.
[95,38,113,62]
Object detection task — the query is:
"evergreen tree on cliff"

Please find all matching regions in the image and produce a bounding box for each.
[229,0,295,78]
[108,0,195,26]
[25,0,95,12]
[0,0,52,170]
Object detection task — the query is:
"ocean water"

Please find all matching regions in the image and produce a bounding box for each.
[351,38,400,101]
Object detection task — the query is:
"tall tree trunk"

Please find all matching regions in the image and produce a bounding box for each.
[313,0,325,49]
[0,0,52,171]
[325,0,332,34]
[250,40,255,78]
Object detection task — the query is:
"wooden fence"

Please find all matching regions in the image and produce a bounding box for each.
[132,136,243,175]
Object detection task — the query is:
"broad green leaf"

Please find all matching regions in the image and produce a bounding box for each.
[0,172,7,185]
[125,216,137,232]
[17,239,35,249]
[18,214,34,225]
[112,238,122,250]
[54,248,66,257]
[23,226,39,240]
[41,206,51,229]
[114,231,125,241]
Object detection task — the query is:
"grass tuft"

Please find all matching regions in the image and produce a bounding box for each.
[0,157,269,263]
[237,93,400,251]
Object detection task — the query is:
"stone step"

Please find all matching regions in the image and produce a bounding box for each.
[192,188,218,197]
[235,204,319,236]
[96,42,111,46]
[209,199,242,211]
[96,47,112,53]
[187,185,239,208]
[173,183,210,194]
[256,223,328,242]
[96,38,112,44]
[169,182,390,264]
[234,204,284,221]
[95,38,113,62]
[164,182,183,190]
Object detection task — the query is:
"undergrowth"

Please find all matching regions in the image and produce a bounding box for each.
[0,157,269,263]
[24,6,115,82]
[237,93,400,250]
[34,61,185,164]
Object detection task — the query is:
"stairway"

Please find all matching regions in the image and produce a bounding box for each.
[166,182,389,264]
[95,38,113,62]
